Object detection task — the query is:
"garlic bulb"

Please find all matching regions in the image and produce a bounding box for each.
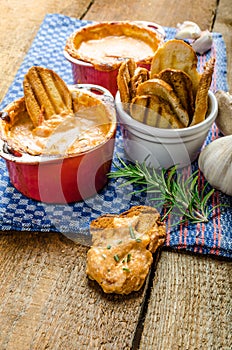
[191,30,213,54]
[215,90,232,135]
[175,21,201,39]
[198,135,232,196]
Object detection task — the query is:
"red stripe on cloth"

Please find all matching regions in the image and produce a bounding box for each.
[183,166,192,248]
[178,166,192,249]
[199,54,204,72]
[178,222,183,249]
[200,223,205,253]
[165,213,172,246]
[211,42,217,92]
[194,169,205,253]
[215,192,222,255]
[194,223,201,253]
[199,169,205,253]
[178,168,186,249]
[210,123,221,255]
[210,191,222,256]
[210,192,218,254]
[183,224,188,249]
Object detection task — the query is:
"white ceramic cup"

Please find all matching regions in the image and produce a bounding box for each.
[115,90,218,168]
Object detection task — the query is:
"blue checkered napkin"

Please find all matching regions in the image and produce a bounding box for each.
[0,14,231,259]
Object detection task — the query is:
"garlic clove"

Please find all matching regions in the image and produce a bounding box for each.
[175,21,201,40]
[191,30,213,54]
[198,135,232,196]
[215,90,232,135]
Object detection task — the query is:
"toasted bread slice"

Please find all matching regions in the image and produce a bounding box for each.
[86,205,166,294]
[136,78,189,127]
[130,67,150,98]
[23,66,73,127]
[150,39,201,97]
[154,68,195,119]
[190,57,215,126]
[130,95,185,128]
[117,58,137,104]
[90,205,165,252]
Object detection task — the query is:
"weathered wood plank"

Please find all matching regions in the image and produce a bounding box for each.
[214,0,232,92]
[85,0,217,29]
[0,0,91,102]
[0,232,148,349]
[139,251,232,350]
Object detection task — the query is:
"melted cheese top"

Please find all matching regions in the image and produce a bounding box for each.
[78,35,155,64]
[7,110,111,156]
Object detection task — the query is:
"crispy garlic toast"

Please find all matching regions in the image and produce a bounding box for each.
[150,39,201,97]
[136,78,189,127]
[130,95,184,128]
[154,68,195,119]
[117,39,215,128]
[117,59,150,105]
[191,57,215,126]
[23,66,73,127]
[116,58,137,104]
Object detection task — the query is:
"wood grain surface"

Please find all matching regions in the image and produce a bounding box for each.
[0,1,231,349]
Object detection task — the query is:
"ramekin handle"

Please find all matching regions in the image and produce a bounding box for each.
[71,83,115,101]
[134,20,166,39]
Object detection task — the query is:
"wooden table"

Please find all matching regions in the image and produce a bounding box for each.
[0,1,231,349]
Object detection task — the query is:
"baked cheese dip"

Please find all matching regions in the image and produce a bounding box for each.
[77,35,155,65]
[0,89,114,157]
[65,21,163,71]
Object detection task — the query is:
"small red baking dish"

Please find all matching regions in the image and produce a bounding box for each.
[64,21,165,96]
[0,84,117,204]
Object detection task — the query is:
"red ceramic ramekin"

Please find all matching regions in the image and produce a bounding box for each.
[0,85,117,204]
[64,21,165,97]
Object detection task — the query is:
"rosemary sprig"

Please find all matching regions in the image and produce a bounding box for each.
[108,156,219,226]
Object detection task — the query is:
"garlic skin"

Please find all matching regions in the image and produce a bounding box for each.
[215,90,232,135]
[175,21,201,40]
[198,135,232,196]
[191,30,213,54]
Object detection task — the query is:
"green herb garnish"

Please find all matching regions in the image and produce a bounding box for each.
[114,254,120,262]
[108,156,220,226]
[129,224,136,239]
[122,267,130,272]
